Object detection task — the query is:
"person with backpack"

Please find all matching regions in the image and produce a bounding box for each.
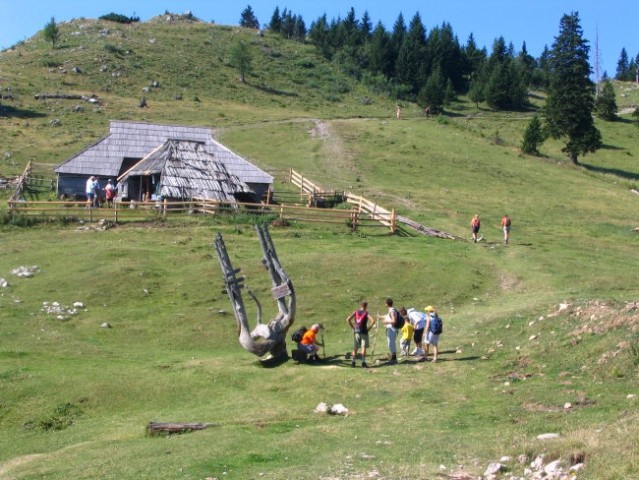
[501,214,511,244]
[470,214,481,243]
[346,301,374,368]
[377,298,404,365]
[424,306,443,362]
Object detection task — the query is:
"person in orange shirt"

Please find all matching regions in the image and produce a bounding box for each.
[501,214,511,244]
[298,324,323,362]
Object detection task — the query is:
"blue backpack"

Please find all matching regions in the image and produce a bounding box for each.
[429,314,443,335]
[392,308,405,329]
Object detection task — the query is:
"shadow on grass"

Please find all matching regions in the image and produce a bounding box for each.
[252,83,299,97]
[0,105,46,119]
[579,162,639,182]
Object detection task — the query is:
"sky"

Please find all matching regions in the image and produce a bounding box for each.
[0,0,636,77]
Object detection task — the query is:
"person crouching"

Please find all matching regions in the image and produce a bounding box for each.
[298,324,323,362]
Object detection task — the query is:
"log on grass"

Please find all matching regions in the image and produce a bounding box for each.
[147,421,219,435]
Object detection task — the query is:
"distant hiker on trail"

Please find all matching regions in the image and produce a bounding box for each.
[424,306,443,362]
[346,301,374,368]
[402,307,427,357]
[298,324,323,362]
[471,214,481,243]
[501,214,511,244]
[377,298,402,364]
[396,105,401,120]
[399,312,414,356]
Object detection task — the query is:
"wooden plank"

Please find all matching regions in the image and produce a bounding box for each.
[271,283,291,299]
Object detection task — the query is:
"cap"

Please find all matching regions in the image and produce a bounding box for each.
[311,324,320,332]
[425,306,435,313]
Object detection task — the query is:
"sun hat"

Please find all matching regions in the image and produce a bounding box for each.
[425,306,435,312]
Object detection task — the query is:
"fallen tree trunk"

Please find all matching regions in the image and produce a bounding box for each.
[146,421,219,435]
[34,93,83,100]
[397,215,459,239]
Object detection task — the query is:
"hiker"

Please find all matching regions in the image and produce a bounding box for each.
[424,306,443,362]
[298,324,323,362]
[377,298,401,364]
[85,176,96,208]
[471,214,481,242]
[501,214,511,244]
[92,177,102,207]
[346,301,374,368]
[399,312,414,356]
[396,105,401,120]
[402,307,427,357]
[105,179,116,208]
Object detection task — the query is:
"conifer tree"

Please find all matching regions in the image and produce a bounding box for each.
[43,16,60,48]
[615,48,630,80]
[595,80,618,121]
[545,12,601,164]
[521,114,545,155]
[269,7,281,33]
[239,5,259,29]
[417,67,445,113]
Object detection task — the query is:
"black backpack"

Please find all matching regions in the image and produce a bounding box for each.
[291,326,307,343]
[392,308,405,329]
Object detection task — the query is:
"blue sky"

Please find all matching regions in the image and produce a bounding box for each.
[1,1,636,77]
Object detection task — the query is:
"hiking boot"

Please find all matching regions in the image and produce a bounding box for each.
[351,361,356,368]
[361,362,368,368]
[387,358,397,365]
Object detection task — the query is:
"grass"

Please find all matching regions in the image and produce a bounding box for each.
[1,14,638,480]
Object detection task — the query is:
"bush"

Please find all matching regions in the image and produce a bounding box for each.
[99,13,140,24]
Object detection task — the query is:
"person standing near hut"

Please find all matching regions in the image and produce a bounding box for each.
[85,176,96,208]
[105,179,116,208]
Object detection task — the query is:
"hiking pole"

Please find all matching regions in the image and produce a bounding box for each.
[320,324,326,359]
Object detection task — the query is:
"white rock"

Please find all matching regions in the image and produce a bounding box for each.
[558,303,570,311]
[538,316,544,321]
[315,402,329,413]
[544,459,564,476]
[531,454,545,468]
[330,403,349,415]
[0,278,8,288]
[627,394,637,400]
[484,462,506,476]
[569,463,584,472]
[564,402,572,409]
[101,322,111,329]
[528,320,535,326]
[537,433,560,440]
[500,456,512,463]
[529,335,538,341]
[73,302,84,308]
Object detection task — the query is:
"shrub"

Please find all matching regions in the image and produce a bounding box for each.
[99,13,140,24]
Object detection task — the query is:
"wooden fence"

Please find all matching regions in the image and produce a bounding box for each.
[6,198,393,231]
[288,168,396,232]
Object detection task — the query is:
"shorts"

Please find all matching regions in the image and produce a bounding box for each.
[353,332,370,350]
[298,343,318,354]
[472,226,480,234]
[426,331,439,346]
[87,192,95,200]
[413,328,424,344]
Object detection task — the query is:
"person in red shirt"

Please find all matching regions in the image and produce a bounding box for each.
[299,324,323,361]
[470,214,481,243]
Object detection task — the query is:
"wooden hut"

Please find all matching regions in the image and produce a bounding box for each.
[117,139,256,203]
[55,120,273,200]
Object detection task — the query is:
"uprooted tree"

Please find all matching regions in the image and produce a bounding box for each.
[213,224,296,361]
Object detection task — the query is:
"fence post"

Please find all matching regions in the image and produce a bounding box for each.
[114,201,118,223]
[163,198,167,219]
[351,208,359,231]
[288,168,293,184]
[280,203,284,221]
[390,209,396,233]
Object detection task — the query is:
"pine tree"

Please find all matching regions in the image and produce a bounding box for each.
[43,16,60,48]
[595,80,618,121]
[545,12,601,164]
[395,13,426,94]
[239,5,259,29]
[417,67,445,113]
[268,7,281,33]
[521,114,545,155]
[615,48,630,80]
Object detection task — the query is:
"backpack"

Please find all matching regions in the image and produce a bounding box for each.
[429,314,443,335]
[504,217,511,227]
[291,326,307,343]
[354,310,369,333]
[392,308,405,329]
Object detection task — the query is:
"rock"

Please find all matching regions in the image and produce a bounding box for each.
[544,459,564,476]
[73,302,85,308]
[330,403,349,415]
[530,455,545,468]
[537,433,560,440]
[101,322,111,329]
[315,402,330,413]
[564,402,572,409]
[0,278,8,288]
[627,394,637,400]
[528,334,538,341]
[484,462,506,476]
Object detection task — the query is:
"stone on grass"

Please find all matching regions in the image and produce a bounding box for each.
[537,433,560,440]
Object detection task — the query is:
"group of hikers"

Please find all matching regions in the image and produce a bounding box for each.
[471,213,511,244]
[85,176,117,208]
[294,298,443,368]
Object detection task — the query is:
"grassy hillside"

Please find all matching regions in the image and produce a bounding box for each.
[1,14,638,480]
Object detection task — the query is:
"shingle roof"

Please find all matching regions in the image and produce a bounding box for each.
[55,120,273,185]
[118,140,254,201]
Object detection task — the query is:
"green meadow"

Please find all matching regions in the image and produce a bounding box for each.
[1,15,638,480]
